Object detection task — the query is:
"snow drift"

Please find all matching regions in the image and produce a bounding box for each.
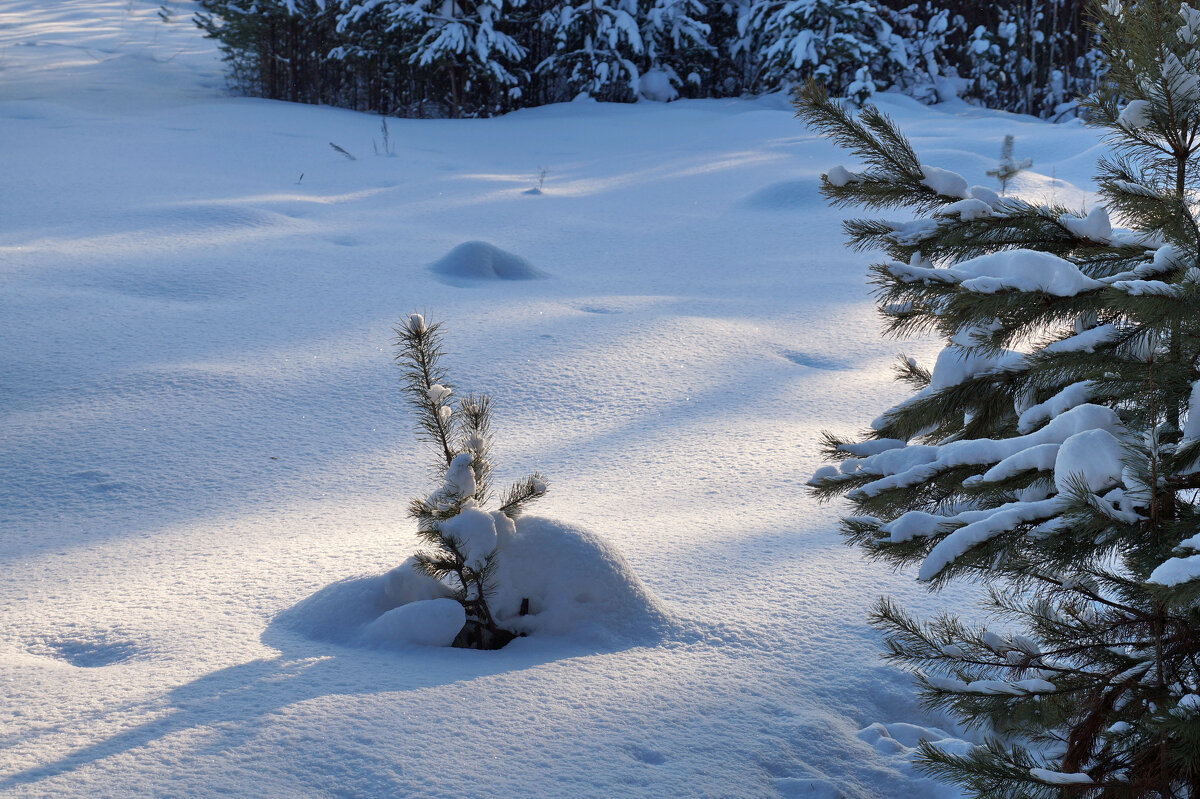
[429,240,547,284]
[274,516,672,650]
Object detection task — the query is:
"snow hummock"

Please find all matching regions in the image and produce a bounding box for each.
[856,721,973,759]
[490,516,672,641]
[360,598,466,647]
[273,557,458,649]
[639,69,679,102]
[429,240,547,283]
[276,516,672,649]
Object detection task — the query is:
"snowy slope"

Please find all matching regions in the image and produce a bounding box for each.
[1,3,1109,797]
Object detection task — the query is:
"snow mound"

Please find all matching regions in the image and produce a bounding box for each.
[639,69,679,102]
[740,180,818,210]
[490,516,672,641]
[360,598,466,648]
[274,516,671,651]
[272,558,456,650]
[429,241,547,284]
[856,721,969,754]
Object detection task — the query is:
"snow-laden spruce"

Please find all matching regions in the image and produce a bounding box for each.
[800,2,1200,791]
[538,0,644,102]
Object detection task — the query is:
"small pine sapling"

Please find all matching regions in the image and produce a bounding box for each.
[986,134,1033,195]
[395,313,547,649]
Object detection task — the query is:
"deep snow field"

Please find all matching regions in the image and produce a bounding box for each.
[1,3,1112,797]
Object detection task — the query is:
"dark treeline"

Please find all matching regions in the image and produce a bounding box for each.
[192,0,1098,119]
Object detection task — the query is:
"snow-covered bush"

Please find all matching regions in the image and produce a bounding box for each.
[395,313,547,648]
[799,0,1200,789]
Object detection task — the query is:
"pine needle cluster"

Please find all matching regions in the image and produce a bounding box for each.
[801,1,1200,794]
[395,313,547,649]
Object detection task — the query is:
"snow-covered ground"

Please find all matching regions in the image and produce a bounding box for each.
[1,2,1112,797]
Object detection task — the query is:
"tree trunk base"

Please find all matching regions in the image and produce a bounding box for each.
[451,620,518,650]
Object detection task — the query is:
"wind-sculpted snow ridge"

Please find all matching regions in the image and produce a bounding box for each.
[274,516,676,651]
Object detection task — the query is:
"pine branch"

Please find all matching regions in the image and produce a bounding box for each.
[499,472,548,517]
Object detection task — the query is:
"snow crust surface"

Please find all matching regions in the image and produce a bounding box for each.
[0,4,1119,797]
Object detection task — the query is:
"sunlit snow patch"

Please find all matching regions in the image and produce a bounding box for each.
[429,240,547,285]
[274,516,672,651]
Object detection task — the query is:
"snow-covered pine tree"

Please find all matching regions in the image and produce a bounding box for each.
[395,313,547,649]
[195,0,345,103]
[639,0,713,99]
[538,0,645,101]
[877,1,952,105]
[701,0,751,96]
[957,0,1102,119]
[735,0,907,97]
[338,0,527,117]
[800,0,1200,792]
